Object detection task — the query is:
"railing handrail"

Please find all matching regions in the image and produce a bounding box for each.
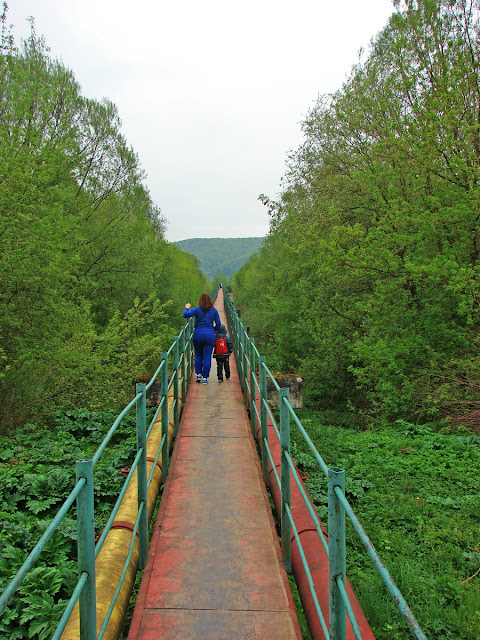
[0,316,196,640]
[223,292,427,640]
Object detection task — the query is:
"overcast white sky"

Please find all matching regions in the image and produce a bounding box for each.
[8,0,394,242]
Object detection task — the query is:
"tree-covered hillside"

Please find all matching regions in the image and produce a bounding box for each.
[175,237,264,278]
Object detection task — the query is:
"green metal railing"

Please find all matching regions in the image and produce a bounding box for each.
[0,318,196,640]
[224,293,427,640]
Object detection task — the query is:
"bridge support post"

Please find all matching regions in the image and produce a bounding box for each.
[328,467,346,640]
[280,388,291,573]
[136,383,149,570]
[259,356,269,487]
[161,352,169,484]
[76,460,97,640]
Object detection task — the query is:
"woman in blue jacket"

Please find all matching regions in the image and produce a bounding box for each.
[183,294,221,384]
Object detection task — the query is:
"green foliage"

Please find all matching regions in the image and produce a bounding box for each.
[291,410,480,639]
[176,237,265,279]
[288,574,312,640]
[0,407,149,639]
[210,273,232,291]
[234,0,480,425]
[0,9,209,429]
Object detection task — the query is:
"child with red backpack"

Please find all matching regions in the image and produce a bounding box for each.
[213,324,233,383]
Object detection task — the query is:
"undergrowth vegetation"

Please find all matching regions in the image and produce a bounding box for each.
[1,403,479,640]
[290,409,480,640]
[0,408,146,640]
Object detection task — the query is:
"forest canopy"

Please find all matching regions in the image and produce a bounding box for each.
[233,0,480,426]
[0,8,210,430]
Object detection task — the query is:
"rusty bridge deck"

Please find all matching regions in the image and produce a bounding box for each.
[127,294,302,640]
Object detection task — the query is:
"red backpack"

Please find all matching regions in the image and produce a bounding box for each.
[215,336,228,355]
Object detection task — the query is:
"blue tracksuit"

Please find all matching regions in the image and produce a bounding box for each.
[183,306,221,378]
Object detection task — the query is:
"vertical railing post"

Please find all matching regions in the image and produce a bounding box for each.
[249,337,256,437]
[238,323,242,372]
[328,467,346,640]
[233,315,240,369]
[173,337,180,436]
[187,320,193,384]
[280,388,291,572]
[76,460,96,640]
[242,329,249,405]
[180,330,186,403]
[238,323,245,395]
[259,356,269,487]
[160,352,169,483]
[136,383,148,570]
[191,318,196,373]
[235,314,240,362]
[190,319,195,376]
[186,321,192,381]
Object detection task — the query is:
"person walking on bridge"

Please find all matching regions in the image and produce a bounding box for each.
[183,294,221,384]
[213,324,233,383]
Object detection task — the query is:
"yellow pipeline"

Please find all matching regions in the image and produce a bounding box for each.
[61,378,184,640]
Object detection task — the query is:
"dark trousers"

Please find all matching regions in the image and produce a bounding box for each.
[216,356,230,381]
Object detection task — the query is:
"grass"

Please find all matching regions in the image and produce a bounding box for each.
[287,410,480,640]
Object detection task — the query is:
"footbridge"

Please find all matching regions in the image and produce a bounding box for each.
[0,288,427,640]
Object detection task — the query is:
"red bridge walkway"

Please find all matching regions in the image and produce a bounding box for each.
[127,293,302,640]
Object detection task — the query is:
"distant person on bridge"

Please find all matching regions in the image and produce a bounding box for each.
[183,294,221,384]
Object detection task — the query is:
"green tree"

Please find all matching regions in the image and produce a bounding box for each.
[0,10,209,429]
[234,0,480,423]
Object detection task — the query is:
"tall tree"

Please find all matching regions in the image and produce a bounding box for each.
[234,0,480,423]
[0,10,210,428]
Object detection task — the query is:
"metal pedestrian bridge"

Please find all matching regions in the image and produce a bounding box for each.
[0,288,427,640]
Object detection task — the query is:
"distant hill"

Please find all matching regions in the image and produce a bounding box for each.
[175,237,265,279]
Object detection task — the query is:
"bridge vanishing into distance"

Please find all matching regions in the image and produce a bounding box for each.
[0,288,427,640]
[126,299,301,640]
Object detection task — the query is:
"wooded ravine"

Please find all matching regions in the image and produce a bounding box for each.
[1,1,480,639]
